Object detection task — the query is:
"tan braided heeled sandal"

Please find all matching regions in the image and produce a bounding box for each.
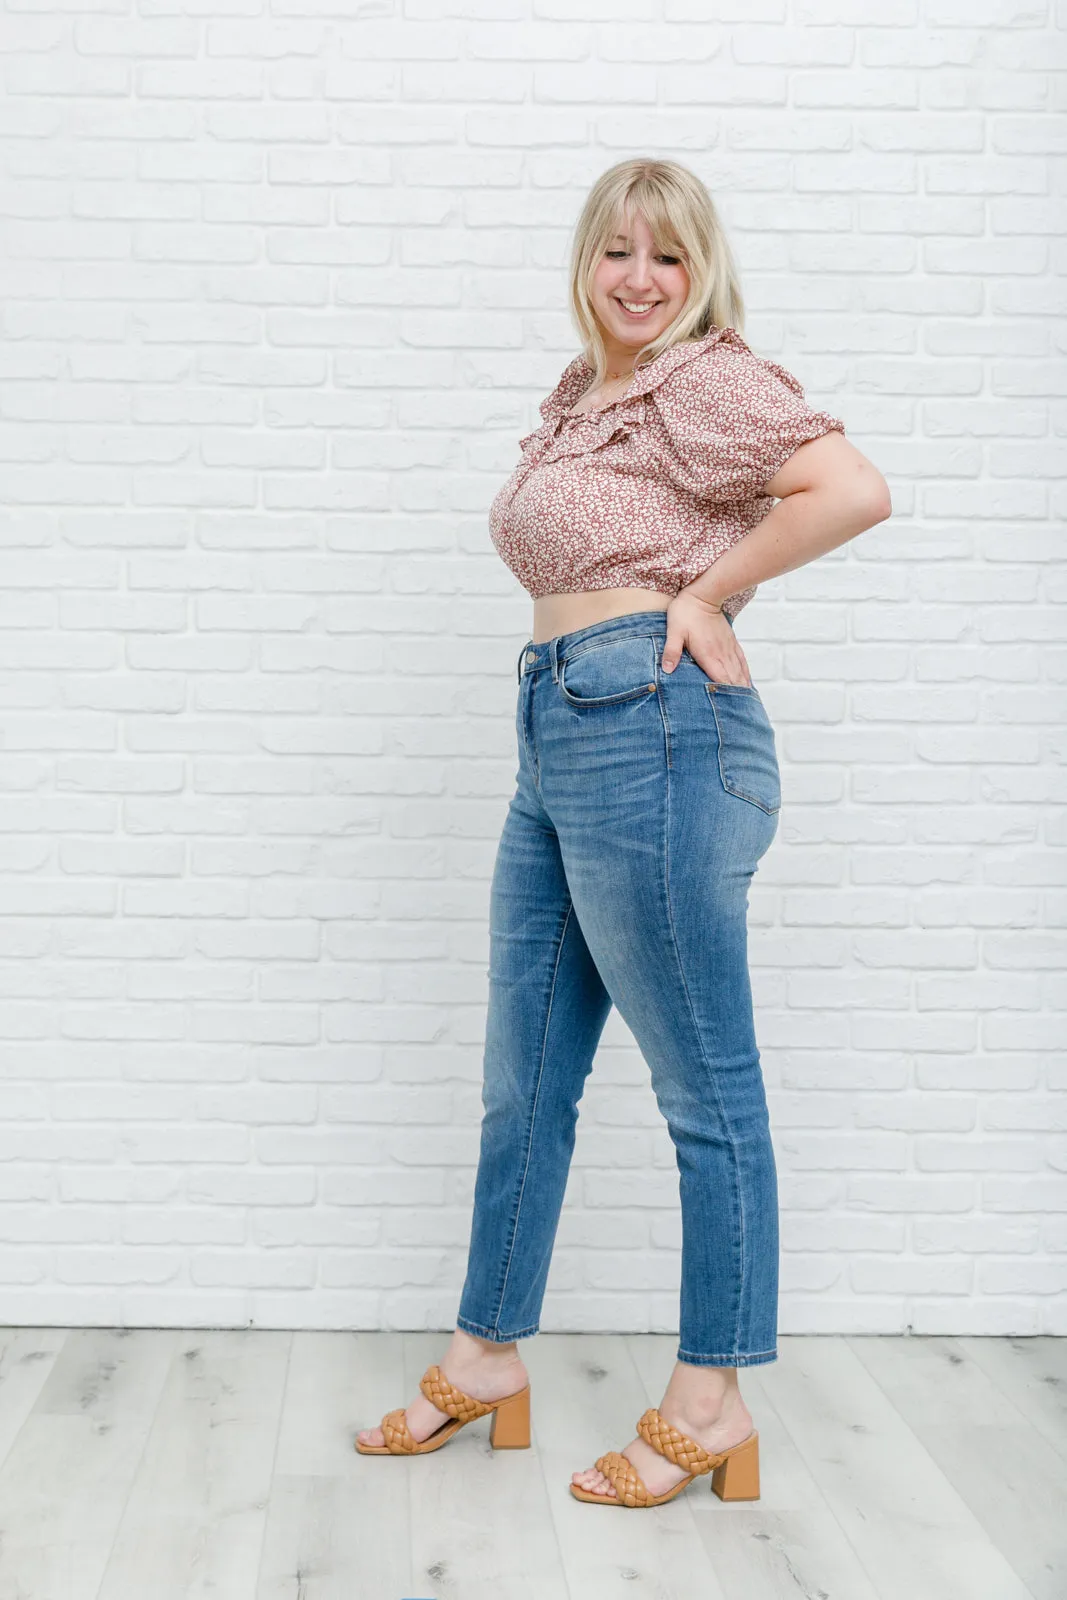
[570,1407,759,1508]
[355,1363,531,1456]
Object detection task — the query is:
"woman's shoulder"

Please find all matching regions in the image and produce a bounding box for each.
[650,325,811,404]
[649,326,847,496]
[650,326,841,444]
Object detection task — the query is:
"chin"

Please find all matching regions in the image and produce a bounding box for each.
[605,314,669,335]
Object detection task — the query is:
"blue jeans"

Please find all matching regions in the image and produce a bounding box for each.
[455,609,781,1368]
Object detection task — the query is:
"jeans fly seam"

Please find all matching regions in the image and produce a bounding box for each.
[519,677,542,795]
[490,897,574,1336]
[661,755,746,1362]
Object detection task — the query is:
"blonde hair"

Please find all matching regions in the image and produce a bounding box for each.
[568,159,745,389]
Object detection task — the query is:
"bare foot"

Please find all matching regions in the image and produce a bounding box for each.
[571,1364,753,1500]
[357,1328,529,1450]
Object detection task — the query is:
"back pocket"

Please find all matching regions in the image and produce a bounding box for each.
[559,635,659,707]
[706,684,781,814]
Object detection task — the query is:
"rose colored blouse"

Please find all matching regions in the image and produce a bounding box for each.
[488,324,846,621]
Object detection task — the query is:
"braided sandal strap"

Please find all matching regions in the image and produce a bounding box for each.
[635,1407,718,1476]
[418,1363,495,1424]
[593,1450,658,1508]
[378,1406,421,1454]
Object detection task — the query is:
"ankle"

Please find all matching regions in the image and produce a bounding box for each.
[665,1364,743,1424]
[449,1328,523,1365]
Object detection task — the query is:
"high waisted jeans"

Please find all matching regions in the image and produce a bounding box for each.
[455,609,781,1368]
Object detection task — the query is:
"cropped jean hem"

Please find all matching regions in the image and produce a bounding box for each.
[455,1313,540,1343]
[676,1346,778,1368]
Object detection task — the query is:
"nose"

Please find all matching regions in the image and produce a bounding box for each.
[622,262,656,292]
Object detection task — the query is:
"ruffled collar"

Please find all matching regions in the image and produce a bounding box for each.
[538,324,736,424]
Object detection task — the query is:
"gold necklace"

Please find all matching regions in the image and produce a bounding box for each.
[581,373,630,409]
[568,365,638,418]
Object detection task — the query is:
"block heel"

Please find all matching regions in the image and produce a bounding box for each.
[355,1363,532,1457]
[489,1384,531,1449]
[569,1410,761,1509]
[710,1429,759,1500]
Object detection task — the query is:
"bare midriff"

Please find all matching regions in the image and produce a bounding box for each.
[532,587,672,645]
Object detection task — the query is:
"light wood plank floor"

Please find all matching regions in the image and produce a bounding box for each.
[0,1327,1062,1600]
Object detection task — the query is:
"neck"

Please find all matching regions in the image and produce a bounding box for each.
[601,334,644,378]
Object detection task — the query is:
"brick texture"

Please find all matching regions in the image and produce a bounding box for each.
[0,2,1064,1335]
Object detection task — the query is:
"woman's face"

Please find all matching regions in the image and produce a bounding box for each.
[589,210,690,357]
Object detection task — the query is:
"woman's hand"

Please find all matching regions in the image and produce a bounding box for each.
[661,589,751,686]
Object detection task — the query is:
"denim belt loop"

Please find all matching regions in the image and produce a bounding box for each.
[549,635,560,684]
[515,641,526,685]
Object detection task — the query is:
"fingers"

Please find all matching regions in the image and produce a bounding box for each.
[662,595,751,684]
[661,628,685,674]
[701,640,751,688]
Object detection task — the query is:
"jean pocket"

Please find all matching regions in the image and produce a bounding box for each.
[706,683,781,814]
[559,634,660,707]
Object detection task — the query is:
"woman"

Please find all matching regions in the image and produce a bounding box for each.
[357,159,891,1508]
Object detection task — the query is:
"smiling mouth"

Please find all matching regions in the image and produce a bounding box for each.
[615,298,662,316]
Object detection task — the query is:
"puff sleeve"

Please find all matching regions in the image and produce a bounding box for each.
[652,330,846,504]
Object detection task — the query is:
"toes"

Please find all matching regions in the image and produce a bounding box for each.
[358,1426,384,1448]
[571,1466,616,1497]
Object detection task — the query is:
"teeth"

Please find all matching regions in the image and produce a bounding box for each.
[619,299,657,313]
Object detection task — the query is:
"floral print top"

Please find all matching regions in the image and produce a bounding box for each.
[487,324,846,620]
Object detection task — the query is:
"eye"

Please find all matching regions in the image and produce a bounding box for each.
[605,251,681,265]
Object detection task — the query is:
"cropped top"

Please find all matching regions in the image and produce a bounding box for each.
[487,324,846,621]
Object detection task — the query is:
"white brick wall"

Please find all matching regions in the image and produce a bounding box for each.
[0,3,1064,1336]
